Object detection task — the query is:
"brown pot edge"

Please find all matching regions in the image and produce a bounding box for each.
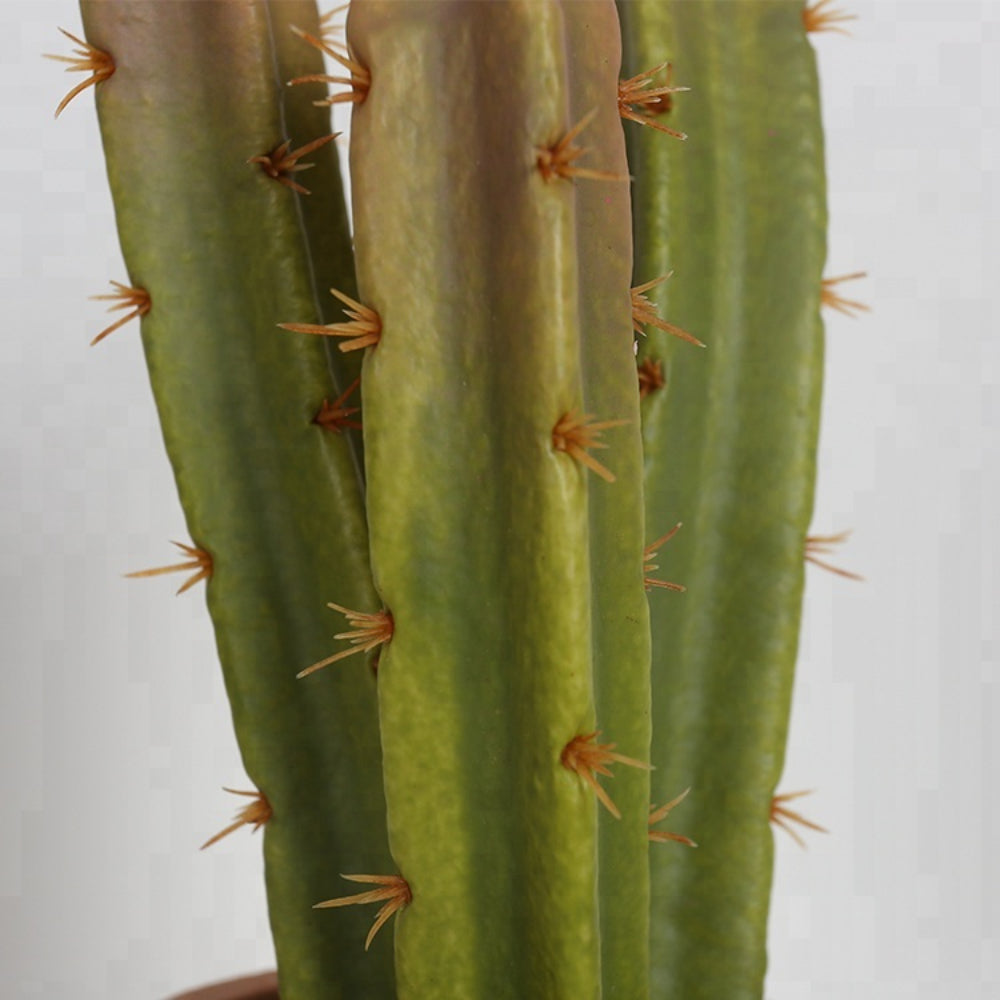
[165,970,279,1000]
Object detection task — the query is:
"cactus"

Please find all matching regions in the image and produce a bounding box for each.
[53,0,847,997]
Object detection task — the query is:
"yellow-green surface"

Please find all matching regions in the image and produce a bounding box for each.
[80,3,393,996]
[620,2,827,997]
[348,2,649,997]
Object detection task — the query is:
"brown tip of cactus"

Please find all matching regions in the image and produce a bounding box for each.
[560,731,651,820]
[643,524,686,593]
[279,288,381,352]
[803,1,857,35]
[124,541,213,595]
[552,411,628,483]
[821,271,870,316]
[248,133,339,196]
[200,788,272,850]
[88,281,151,346]
[618,61,689,139]
[805,530,864,581]
[648,788,697,847]
[536,110,629,184]
[771,790,829,847]
[314,376,362,432]
[46,28,114,118]
[298,604,394,679]
[289,25,370,105]
[632,276,704,347]
[637,357,667,399]
[314,873,411,951]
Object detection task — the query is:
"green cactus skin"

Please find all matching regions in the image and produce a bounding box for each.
[345,2,650,996]
[619,2,827,997]
[77,3,394,996]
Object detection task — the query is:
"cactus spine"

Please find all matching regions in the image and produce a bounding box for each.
[62,0,838,996]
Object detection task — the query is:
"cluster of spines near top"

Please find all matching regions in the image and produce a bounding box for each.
[48,0,863,961]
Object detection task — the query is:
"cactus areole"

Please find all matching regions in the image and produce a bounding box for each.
[67,0,835,998]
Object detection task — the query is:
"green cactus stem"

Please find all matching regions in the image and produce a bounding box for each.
[619,2,828,997]
[339,2,650,996]
[76,2,393,996]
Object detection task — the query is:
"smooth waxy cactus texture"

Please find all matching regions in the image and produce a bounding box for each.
[77,2,395,995]
[619,2,827,996]
[345,3,650,996]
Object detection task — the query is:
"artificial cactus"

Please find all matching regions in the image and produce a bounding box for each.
[53,0,852,997]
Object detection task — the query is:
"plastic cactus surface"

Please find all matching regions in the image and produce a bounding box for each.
[57,0,842,997]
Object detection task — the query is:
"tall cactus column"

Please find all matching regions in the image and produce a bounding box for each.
[619,2,828,997]
[333,2,651,997]
[76,3,393,996]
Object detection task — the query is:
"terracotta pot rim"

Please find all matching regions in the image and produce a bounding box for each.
[166,970,279,1000]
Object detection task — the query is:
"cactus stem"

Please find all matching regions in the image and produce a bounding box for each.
[632,277,704,348]
[803,1,857,36]
[551,411,628,484]
[770,790,829,847]
[314,874,412,951]
[643,525,686,593]
[45,28,114,118]
[88,280,151,346]
[297,604,393,679]
[821,271,869,317]
[248,134,339,196]
[804,530,864,581]
[124,540,213,595]
[560,731,651,820]
[637,357,666,399]
[289,26,370,106]
[200,787,273,850]
[648,788,697,847]
[313,376,362,432]
[618,62,689,140]
[279,288,381,352]
[536,110,629,184]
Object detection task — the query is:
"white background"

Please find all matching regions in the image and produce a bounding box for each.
[2,1,998,997]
